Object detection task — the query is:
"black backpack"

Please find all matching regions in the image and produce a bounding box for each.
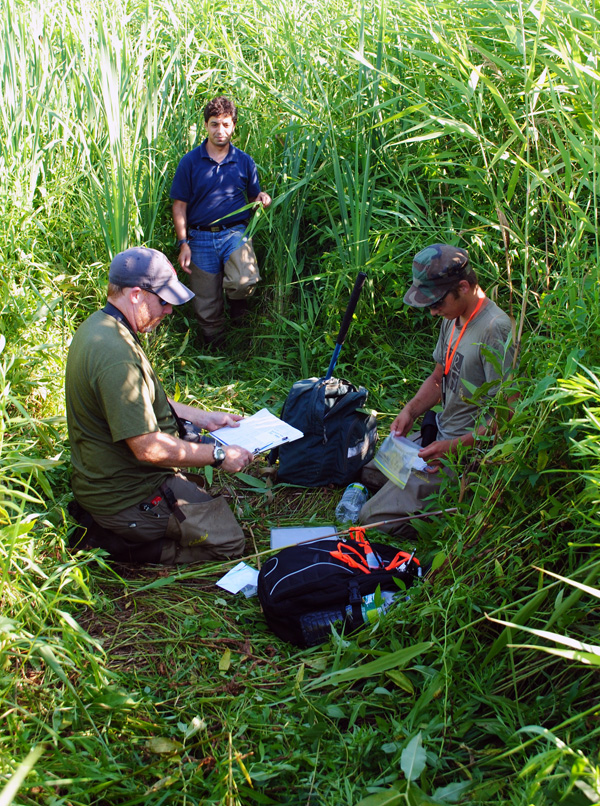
[257,534,421,647]
[273,377,377,487]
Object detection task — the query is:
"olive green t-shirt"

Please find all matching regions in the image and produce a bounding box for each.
[65,310,178,515]
[432,299,513,440]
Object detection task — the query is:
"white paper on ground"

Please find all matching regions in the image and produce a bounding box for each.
[270,525,337,550]
[216,561,259,594]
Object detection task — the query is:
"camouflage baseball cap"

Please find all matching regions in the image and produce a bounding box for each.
[403,244,470,308]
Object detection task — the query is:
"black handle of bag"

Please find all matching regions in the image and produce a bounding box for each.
[325,272,367,380]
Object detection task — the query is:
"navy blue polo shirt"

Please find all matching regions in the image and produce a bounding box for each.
[170,140,261,228]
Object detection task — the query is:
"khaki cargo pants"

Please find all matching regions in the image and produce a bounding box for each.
[358,464,447,538]
[92,472,245,564]
[189,240,260,338]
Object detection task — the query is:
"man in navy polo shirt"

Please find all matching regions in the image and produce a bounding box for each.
[171,96,271,347]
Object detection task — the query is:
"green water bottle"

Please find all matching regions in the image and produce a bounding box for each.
[360,591,396,624]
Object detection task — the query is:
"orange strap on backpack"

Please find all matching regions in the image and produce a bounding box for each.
[385,549,421,572]
[349,526,382,569]
[329,541,371,574]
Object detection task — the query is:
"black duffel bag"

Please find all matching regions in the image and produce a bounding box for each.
[273,376,377,487]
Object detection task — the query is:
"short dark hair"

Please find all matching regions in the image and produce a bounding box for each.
[203,96,237,124]
[447,267,478,298]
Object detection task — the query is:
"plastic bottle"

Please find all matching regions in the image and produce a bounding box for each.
[361,591,397,624]
[335,482,368,524]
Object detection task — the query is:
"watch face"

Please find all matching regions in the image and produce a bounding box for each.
[213,446,226,464]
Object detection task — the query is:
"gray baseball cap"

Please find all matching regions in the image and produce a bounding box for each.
[109,247,194,305]
[403,244,470,308]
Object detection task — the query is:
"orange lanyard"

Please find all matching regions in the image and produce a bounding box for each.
[443,296,485,378]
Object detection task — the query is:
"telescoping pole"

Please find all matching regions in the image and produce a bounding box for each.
[324,272,367,381]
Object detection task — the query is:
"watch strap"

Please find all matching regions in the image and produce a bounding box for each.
[211,445,226,468]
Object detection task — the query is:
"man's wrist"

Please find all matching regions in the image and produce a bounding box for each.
[404,401,420,420]
[177,238,190,248]
[211,444,226,468]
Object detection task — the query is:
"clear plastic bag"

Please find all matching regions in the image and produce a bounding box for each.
[373,434,428,488]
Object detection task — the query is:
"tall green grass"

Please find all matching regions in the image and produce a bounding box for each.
[1,0,600,802]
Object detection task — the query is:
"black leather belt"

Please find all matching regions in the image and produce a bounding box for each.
[190,222,248,233]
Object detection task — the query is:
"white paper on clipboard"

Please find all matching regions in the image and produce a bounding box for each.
[211,408,304,454]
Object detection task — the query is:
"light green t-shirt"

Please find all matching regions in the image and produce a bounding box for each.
[65,310,178,515]
[432,299,513,440]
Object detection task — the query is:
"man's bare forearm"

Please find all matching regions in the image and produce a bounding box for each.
[172,200,188,241]
[391,365,443,436]
[127,431,214,467]
[125,431,252,474]
[404,370,443,419]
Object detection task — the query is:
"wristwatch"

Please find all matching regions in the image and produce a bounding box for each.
[211,445,226,468]
[177,238,190,247]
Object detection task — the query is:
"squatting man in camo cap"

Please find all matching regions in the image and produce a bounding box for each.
[65,246,253,564]
[359,243,515,536]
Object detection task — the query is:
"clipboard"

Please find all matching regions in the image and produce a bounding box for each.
[270,525,336,550]
[212,408,304,454]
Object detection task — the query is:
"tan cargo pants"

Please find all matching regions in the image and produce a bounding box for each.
[358,463,447,538]
[92,472,245,564]
[188,240,260,337]
[358,429,454,538]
